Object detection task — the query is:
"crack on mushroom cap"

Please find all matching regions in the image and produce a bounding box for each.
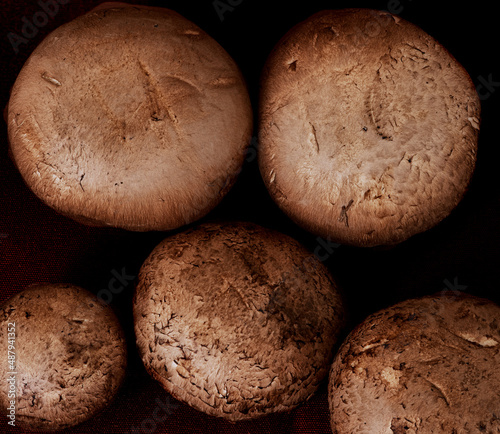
[328,293,500,433]
[0,284,127,431]
[134,222,346,421]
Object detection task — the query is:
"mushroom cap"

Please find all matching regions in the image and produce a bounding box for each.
[7,4,253,231]
[328,293,500,433]
[0,283,127,431]
[133,221,346,421]
[259,9,480,247]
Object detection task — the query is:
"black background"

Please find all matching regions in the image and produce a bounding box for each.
[0,0,498,433]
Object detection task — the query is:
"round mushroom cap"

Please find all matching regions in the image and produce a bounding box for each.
[259,9,480,247]
[328,293,500,433]
[0,284,127,431]
[7,4,253,231]
[133,222,346,421]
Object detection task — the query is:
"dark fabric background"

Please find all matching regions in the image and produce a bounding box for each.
[0,0,498,433]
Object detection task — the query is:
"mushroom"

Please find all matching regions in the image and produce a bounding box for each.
[0,283,127,431]
[7,4,253,231]
[258,9,480,247]
[133,221,346,421]
[328,293,500,433]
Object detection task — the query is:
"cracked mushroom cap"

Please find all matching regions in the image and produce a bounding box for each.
[328,293,500,433]
[0,284,127,431]
[7,3,253,231]
[133,221,346,421]
[258,9,480,247]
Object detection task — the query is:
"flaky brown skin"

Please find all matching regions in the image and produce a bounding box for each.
[8,4,253,231]
[133,222,346,421]
[328,293,500,433]
[259,9,480,247]
[0,284,127,431]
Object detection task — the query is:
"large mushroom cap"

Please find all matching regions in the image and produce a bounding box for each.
[133,221,346,421]
[8,4,253,231]
[328,293,500,433]
[0,283,127,431]
[259,9,480,247]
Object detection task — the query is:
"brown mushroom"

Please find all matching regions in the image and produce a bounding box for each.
[133,221,346,421]
[328,293,500,433]
[7,4,253,231]
[0,283,127,431]
[258,9,480,247]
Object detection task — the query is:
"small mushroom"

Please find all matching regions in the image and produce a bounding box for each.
[133,221,346,421]
[258,9,480,247]
[328,293,500,433]
[0,283,127,431]
[7,4,253,231]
